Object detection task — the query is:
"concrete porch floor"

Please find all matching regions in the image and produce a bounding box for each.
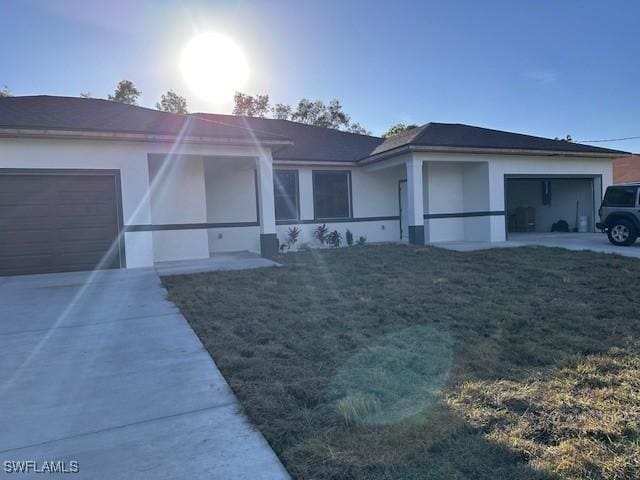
[155,251,280,276]
[434,232,640,259]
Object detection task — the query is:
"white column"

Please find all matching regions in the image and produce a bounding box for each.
[255,151,278,257]
[406,158,425,244]
[255,151,276,234]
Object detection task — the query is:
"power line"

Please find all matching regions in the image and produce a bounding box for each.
[578,135,640,143]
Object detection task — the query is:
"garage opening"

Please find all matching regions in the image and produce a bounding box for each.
[0,170,124,276]
[505,176,601,236]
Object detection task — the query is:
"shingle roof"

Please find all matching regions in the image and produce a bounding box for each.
[369,122,628,158]
[0,96,628,160]
[0,95,290,143]
[195,113,384,162]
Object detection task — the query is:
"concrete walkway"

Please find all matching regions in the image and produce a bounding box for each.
[435,232,640,258]
[0,268,289,479]
[155,251,279,276]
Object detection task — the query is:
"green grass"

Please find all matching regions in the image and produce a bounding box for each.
[162,244,640,480]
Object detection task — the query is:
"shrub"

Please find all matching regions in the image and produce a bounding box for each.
[356,236,367,246]
[327,230,342,248]
[313,224,329,245]
[286,226,301,247]
[346,229,354,246]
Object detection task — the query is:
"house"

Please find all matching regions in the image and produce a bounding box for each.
[0,95,629,276]
[613,155,640,183]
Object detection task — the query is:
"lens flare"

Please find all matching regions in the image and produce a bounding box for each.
[180,33,249,103]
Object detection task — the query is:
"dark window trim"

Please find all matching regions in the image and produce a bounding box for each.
[312,170,353,221]
[0,167,126,268]
[274,168,300,221]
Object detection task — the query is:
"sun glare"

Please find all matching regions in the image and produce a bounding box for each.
[180,33,249,103]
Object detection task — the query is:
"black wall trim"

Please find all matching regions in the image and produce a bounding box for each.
[424,211,506,219]
[125,221,260,232]
[276,215,399,226]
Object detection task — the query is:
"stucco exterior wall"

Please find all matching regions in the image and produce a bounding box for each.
[203,157,259,252]
[273,163,404,247]
[148,155,209,262]
[0,137,271,266]
[411,152,613,242]
[0,136,615,266]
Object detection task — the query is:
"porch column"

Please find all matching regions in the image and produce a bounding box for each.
[406,158,425,245]
[255,151,278,258]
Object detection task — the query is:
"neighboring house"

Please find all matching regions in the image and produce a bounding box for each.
[0,95,630,276]
[613,155,640,183]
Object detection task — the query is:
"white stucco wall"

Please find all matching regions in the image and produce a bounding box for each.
[148,155,210,262]
[0,136,274,266]
[410,152,613,242]
[1,135,615,266]
[273,163,404,247]
[203,157,259,252]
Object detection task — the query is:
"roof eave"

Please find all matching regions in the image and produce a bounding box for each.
[359,144,630,164]
[0,127,293,149]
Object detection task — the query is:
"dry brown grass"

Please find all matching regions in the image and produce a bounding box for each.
[163,244,640,479]
[446,346,640,479]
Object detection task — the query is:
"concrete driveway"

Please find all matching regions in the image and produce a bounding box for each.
[437,232,640,258]
[0,268,288,479]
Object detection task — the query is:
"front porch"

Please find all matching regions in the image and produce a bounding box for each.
[154,251,280,276]
[371,156,506,245]
[147,152,278,263]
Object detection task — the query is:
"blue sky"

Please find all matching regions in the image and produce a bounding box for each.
[1,0,638,151]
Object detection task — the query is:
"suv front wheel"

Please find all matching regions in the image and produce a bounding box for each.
[607,219,638,246]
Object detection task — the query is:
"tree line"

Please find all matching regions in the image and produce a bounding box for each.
[1,80,418,138]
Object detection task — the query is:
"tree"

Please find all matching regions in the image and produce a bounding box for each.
[382,123,419,138]
[347,122,369,135]
[107,80,141,105]
[0,85,11,97]
[232,92,270,117]
[156,89,188,114]
[272,103,292,120]
[233,91,370,134]
[554,134,573,142]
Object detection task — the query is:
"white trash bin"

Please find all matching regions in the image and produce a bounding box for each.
[577,216,589,233]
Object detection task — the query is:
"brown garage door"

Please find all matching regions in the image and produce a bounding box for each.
[0,171,123,276]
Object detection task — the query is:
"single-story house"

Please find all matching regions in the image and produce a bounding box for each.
[0,95,630,276]
[613,154,640,184]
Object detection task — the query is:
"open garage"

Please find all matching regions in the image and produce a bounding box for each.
[505,175,602,236]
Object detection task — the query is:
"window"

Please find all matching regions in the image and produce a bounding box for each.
[273,170,299,221]
[313,171,352,219]
[603,186,637,207]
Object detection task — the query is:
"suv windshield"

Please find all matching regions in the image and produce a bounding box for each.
[603,186,637,207]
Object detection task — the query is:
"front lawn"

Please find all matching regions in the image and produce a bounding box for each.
[163,245,640,480]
